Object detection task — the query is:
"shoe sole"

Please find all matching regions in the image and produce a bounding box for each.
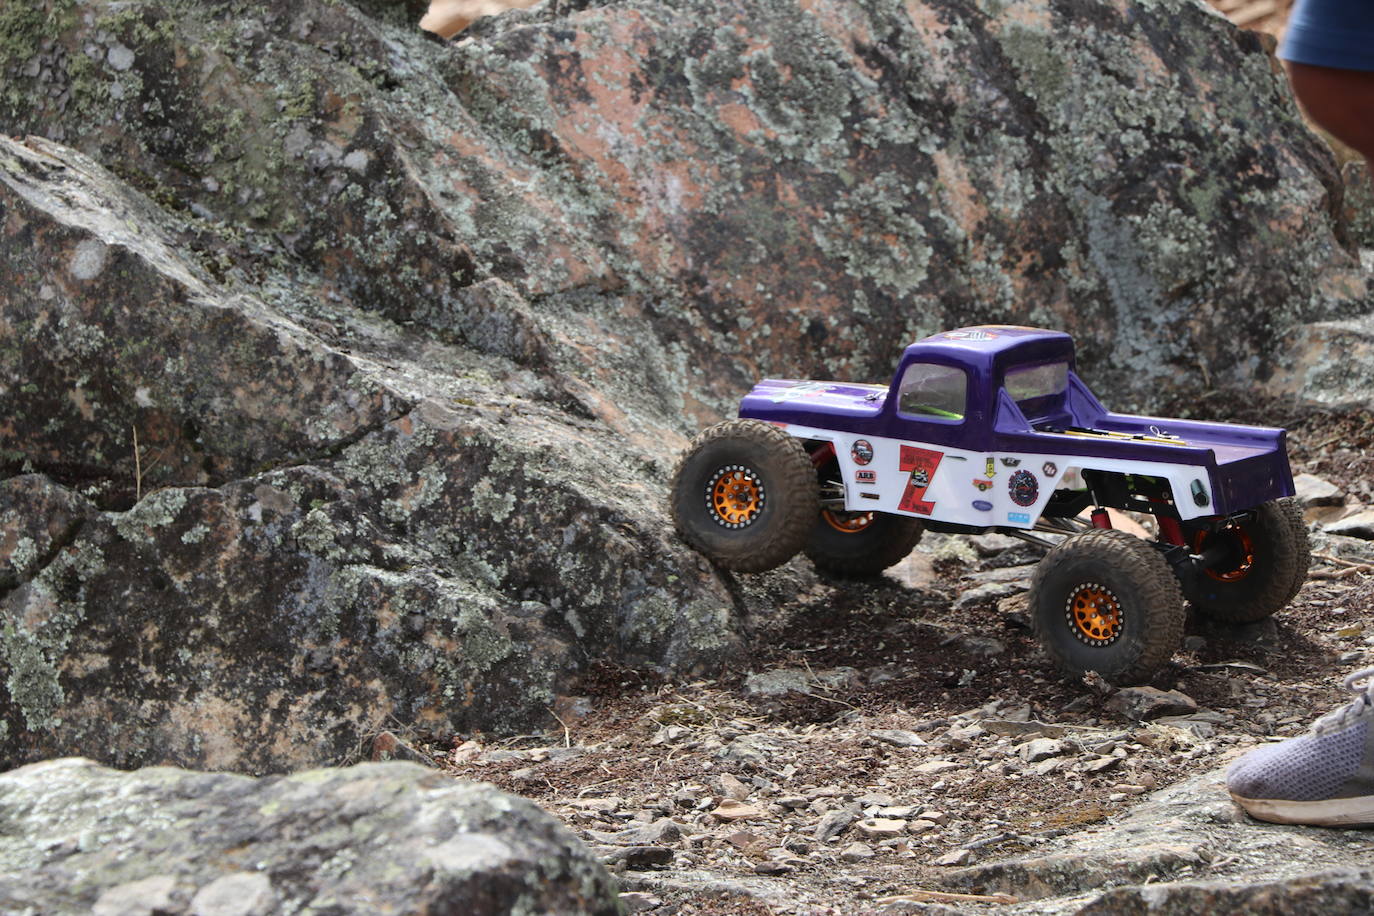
[1229,791,1374,827]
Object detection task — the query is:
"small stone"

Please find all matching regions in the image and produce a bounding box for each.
[915,760,963,775]
[189,873,276,916]
[869,729,927,748]
[619,892,663,913]
[1032,756,1067,776]
[777,796,809,809]
[856,818,907,839]
[602,846,675,869]
[711,799,764,822]
[1016,738,1070,763]
[743,669,811,695]
[716,773,751,801]
[1325,509,1374,540]
[93,875,180,916]
[1082,755,1122,774]
[754,860,793,875]
[1107,687,1198,721]
[840,842,875,862]
[906,819,937,835]
[921,810,949,825]
[935,849,972,866]
[1294,472,1344,507]
[814,808,859,842]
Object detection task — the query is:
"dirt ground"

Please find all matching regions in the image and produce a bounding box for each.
[421,392,1374,914]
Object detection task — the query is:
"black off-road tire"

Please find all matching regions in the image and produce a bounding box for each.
[669,420,818,573]
[1277,496,1311,607]
[805,510,924,577]
[1182,499,1303,623]
[1029,528,1185,686]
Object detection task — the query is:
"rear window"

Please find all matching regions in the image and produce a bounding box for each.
[1005,362,1068,405]
[897,363,967,420]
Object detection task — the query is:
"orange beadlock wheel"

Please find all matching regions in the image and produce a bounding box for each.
[707,465,764,528]
[1067,582,1122,645]
[1192,526,1256,582]
[821,509,874,533]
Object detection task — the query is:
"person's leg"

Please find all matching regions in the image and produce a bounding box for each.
[1287,62,1374,173]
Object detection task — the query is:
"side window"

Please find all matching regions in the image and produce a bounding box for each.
[897,363,967,420]
[1005,362,1068,405]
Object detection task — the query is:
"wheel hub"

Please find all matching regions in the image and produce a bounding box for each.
[707,465,765,528]
[1194,527,1255,582]
[821,509,874,533]
[1065,582,1122,646]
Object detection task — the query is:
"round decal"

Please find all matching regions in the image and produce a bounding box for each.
[1008,469,1039,507]
[850,439,874,466]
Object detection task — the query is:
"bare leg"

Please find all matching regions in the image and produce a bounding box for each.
[1286,62,1374,177]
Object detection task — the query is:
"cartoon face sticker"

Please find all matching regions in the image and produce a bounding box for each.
[851,440,874,466]
[911,467,930,488]
[1009,469,1039,507]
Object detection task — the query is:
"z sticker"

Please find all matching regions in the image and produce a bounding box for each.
[851,440,875,466]
[856,470,877,485]
[1009,469,1039,507]
[1000,457,1021,467]
[899,445,943,515]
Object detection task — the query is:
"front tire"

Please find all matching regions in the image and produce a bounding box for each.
[1183,500,1305,623]
[1029,529,1185,685]
[669,420,818,572]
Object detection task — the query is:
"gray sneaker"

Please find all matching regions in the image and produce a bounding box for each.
[1227,666,1374,827]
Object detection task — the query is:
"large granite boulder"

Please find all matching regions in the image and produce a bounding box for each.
[0,758,623,915]
[0,0,1370,773]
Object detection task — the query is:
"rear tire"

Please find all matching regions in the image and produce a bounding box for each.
[669,420,818,572]
[1183,500,1303,623]
[805,509,924,578]
[1029,529,1185,686]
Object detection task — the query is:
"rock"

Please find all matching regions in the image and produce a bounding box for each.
[915,760,964,775]
[1078,869,1374,915]
[1107,687,1199,722]
[1,0,1370,773]
[1325,509,1374,540]
[953,582,1024,610]
[869,729,928,748]
[1016,738,1070,763]
[935,849,973,867]
[743,669,812,697]
[857,819,908,840]
[618,892,664,914]
[1293,472,1345,508]
[815,808,860,843]
[370,731,438,767]
[711,800,764,823]
[840,842,876,863]
[602,846,676,870]
[715,773,752,801]
[0,759,620,914]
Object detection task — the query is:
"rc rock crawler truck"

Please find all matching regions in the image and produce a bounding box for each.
[670,326,1309,686]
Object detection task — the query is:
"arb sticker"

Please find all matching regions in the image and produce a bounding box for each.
[856,470,877,485]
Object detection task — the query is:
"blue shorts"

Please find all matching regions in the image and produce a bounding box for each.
[1279,0,1374,71]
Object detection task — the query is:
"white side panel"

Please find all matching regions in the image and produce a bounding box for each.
[779,426,1217,528]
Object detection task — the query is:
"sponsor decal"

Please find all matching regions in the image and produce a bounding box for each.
[1000,457,1021,467]
[943,328,999,341]
[770,381,830,403]
[973,500,993,512]
[856,470,877,485]
[972,478,993,491]
[1009,469,1039,507]
[861,492,880,500]
[1191,478,1209,507]
[1007,511,1031,525]
[984,457,997,478]
[1042,461,1058,477]
[899,445,943,515]
[851,439,874,466]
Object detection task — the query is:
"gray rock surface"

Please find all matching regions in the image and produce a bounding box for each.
[1,0,1371,775]
[0,758,622,915]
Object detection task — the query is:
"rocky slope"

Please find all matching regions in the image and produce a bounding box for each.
[2,0,1372,775]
